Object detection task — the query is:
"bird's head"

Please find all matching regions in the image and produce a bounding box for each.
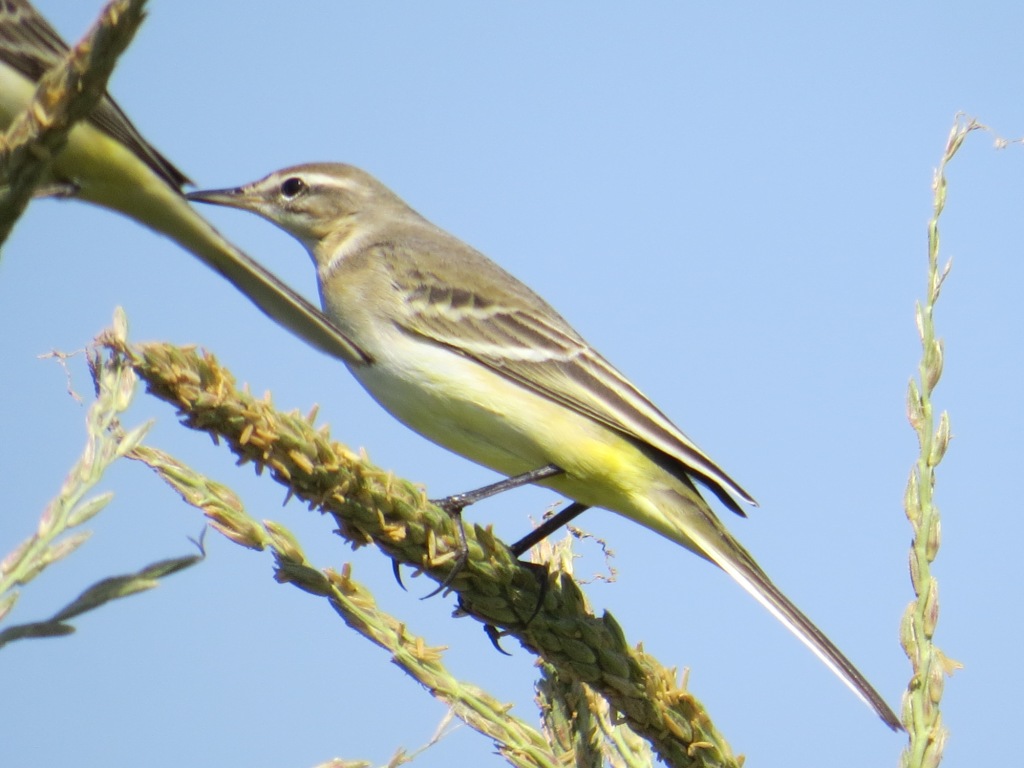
[187,163,417,255]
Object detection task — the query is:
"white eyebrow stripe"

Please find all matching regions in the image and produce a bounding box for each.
[301,172,362,193]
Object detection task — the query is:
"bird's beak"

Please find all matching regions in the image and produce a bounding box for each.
[186,186,250,210]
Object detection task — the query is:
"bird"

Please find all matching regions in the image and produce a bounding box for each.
[0,0,365,364]
[186,162,902,730]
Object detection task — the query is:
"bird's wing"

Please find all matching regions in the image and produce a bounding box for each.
[0,0,190,188]
[393,262,756,514]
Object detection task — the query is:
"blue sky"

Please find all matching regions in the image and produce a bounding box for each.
[3,2,1023,765]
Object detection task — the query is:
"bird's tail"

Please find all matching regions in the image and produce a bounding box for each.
[646,486,902,730]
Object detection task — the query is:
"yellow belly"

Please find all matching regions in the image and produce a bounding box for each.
[347,339,666,516]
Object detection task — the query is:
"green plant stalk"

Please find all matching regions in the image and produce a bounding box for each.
[534,537,655,768]
[131,426,657,768]
[0,309,205,647]
[0,310,145,610]
[0,0,148,246]
[104,333,739,768]
[128,442,561,768]
[899,116,976,768]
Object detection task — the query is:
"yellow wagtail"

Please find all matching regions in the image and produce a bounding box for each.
[187,163,902,730]
[0,0,365,364]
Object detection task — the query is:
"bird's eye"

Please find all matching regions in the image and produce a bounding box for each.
[280,177,306,199]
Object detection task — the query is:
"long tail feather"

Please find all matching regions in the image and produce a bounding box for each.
[650,488,902,730]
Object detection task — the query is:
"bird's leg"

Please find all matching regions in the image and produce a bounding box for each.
[406,470,595,649]
[434,463,565,510]
[508,501,591,557]
[405,464,564,598]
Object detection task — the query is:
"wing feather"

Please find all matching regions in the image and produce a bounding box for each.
[393,262,756,513]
